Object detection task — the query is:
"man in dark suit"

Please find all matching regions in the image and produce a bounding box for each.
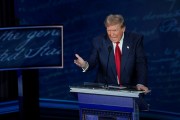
[74,14,149,93]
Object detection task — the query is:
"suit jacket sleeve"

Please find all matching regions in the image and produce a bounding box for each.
[135,35,148,85]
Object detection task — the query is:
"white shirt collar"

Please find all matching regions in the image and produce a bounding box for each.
[112,32,124,53]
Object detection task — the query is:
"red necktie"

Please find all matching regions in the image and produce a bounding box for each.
[115,42,121,85]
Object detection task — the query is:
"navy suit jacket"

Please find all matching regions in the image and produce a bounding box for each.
[87,31,148,87]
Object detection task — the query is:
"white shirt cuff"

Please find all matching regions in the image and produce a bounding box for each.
[82,61,89,72]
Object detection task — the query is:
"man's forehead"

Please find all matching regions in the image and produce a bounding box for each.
[107,24,121,30]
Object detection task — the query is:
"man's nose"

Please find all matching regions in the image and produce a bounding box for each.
[110,32,114,36]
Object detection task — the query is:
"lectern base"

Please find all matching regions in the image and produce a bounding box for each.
[82,108,138,120]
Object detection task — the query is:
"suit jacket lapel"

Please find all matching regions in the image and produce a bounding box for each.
[105,37,117,80]
[121,33,131,70]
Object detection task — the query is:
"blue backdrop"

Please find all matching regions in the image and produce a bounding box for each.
[13,0,180,114]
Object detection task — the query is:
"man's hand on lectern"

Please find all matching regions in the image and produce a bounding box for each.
[136,84,150,94]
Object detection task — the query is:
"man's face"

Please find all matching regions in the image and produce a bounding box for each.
[106,24,125,43]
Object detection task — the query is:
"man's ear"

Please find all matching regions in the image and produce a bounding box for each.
[123,27,126,32]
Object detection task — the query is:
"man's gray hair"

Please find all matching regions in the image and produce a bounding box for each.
[104,14,125,28]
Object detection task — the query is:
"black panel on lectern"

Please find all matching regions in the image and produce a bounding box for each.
[0,26,63,70]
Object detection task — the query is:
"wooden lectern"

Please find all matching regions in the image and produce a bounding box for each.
[70,84,145,120]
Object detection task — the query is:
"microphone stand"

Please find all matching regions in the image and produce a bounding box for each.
[104,46,112,89]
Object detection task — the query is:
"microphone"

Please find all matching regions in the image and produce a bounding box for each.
[104,46,112,89]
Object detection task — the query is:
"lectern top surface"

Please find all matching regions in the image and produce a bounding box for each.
[70,84,145,98]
